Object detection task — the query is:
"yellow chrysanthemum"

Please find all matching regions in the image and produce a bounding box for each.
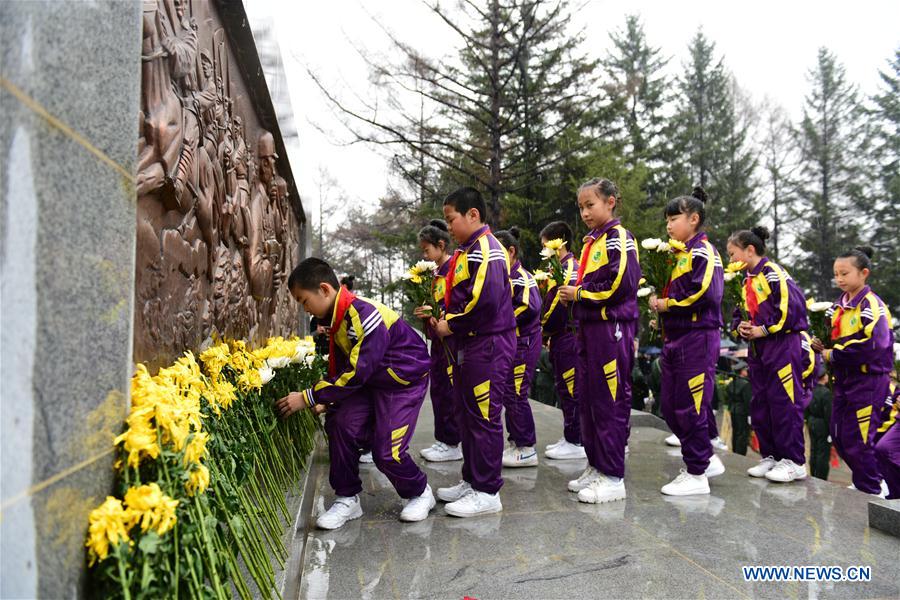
[114,404,160,469]
[183,431,209,466]
[544,238,566,251]
[725,261,747,273]
[124,483,178,535]
[186,464,210,496]
[199,342,231,380]
[86,496,132,565]
[668,239,687,253]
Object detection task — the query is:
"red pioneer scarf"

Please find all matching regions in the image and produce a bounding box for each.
[744,276,760,320]
[575,237,596,285]
[445,227,490,306]
[831,306,845,341]
[329,286,357,377]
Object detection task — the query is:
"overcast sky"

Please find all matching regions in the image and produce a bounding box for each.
[245,0,899,223]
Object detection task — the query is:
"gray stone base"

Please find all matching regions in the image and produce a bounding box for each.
[868,498,900,538]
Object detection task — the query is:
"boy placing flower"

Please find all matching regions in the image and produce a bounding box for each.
[276,258,435,528]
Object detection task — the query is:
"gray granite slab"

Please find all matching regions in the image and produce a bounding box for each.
[298,400,900,599]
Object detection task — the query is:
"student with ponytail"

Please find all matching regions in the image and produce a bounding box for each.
[649,187,725,496]
[812,246,894,496]
[495,227,541,467]
[414,220,463,463]
[727,226,810,483]
[556,178,641,504]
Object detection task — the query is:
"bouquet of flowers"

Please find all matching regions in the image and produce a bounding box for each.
[806,297,834,344]
[401,260,439,315]
[723,261,748,322]
[639,238,685,294]
[540,238,568,287]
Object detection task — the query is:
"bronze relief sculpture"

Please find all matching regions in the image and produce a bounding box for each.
[134,0,302,369]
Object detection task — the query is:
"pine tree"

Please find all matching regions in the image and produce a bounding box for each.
[671,31,757,248]
[866,48,900,311]
[790,48,869,299]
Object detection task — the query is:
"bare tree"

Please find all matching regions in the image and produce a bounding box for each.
[307,0,606,223]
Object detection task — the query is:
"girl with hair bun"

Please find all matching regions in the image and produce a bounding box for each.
[414,219,463,463]
[812,246,894,496]
[650,186,725,496]
[494,226,541,467]
[727,225,810,484]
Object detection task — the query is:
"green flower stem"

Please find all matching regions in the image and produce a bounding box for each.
[115,544,133,600]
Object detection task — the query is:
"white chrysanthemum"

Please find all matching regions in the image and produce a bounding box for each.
[637,287,653,298]
[641,238,662,250]
[656,242,671,253]
[808,301,833,313]
[723,272,737,282]
[267,356,291,369]
[532,270,550,281]
[414,260,438,273]
[258,365,275,384]
[540,246,556,260]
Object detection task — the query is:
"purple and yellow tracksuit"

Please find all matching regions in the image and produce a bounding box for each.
[875,384,899,499]
[827,286,894,494]
[734,258,809,467]
[427,260,459,447]
[502,260,541,447]
[541,252,581,444]
[444,225,517,494]
[306,289,430,499]
[660,232,723,476]
[571,219,641,479]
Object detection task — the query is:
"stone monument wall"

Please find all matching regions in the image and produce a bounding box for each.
[0,1,305,596]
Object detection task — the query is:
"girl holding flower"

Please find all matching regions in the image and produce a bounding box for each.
[648,187,725,496]
[538,221,586,460]
[414,220,464,463]
[726,226,810,484]
[555,178,640,504]
[812,246,894,496]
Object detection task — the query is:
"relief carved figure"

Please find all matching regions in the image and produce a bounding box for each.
[134,0,302,368]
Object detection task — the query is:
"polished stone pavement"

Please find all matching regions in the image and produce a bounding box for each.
[297,401,899,599]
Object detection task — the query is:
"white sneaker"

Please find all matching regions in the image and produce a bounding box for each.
[747,456,776,478]
[710,436,729,451]
[316,495,363,529]
[567,466,600,492]
[502,445,538,467]
[661,470,710,496]
[420,442,463,462]
[445,490,502,518]
[436,480,473,502]
[400,485,436,522]
[878,480,889,498]
[665,434,681,447]
[847,483,857,490]
[359,451,374,464]
[765,459,808,483]
[705,454,725,478]
[545,441,587,460]
[545,437,566,451]
[577,475,626,504]
[625,444,630,455]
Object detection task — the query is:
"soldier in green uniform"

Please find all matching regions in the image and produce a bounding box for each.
[804,368,833,480]
[726,361,752,455]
